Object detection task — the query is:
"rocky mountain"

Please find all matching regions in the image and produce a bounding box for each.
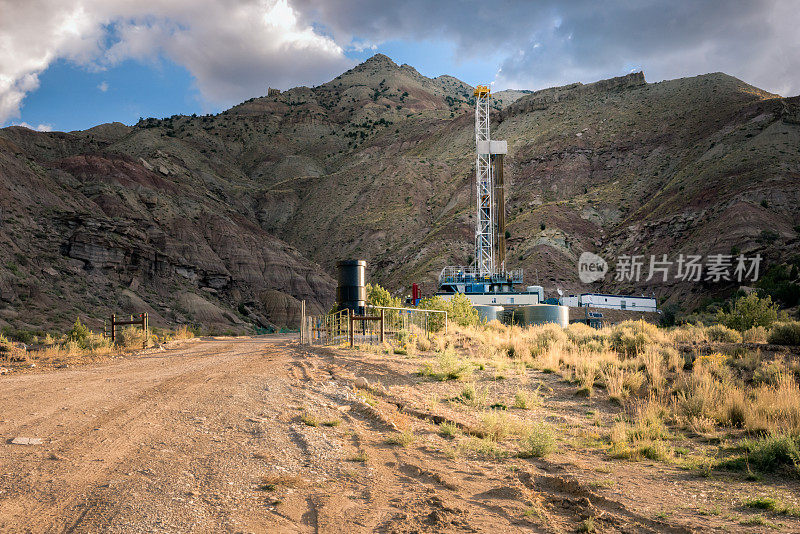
[1,53,798,333]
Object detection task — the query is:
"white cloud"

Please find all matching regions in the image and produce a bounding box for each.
[2,0,799,126]
[295,0,800,96]
[12,121,53,131]
[98,81,109,92]
[0,0,353,124]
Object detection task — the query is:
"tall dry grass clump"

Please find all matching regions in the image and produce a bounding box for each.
[526,323,569,356]
[610,320,665,357]
[747,373,800,434]
[169,325,195,341]
[768,322,800,346]
[444,318,800,461]
[639,346,666,393]
[705,324,743,343]
[669,323,709,344]
[601,367,626,403]
[117,326,148,349]
[742,326,768,343]
[674,365,723,421]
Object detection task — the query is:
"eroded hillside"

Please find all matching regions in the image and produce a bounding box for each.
[1,54,798,331]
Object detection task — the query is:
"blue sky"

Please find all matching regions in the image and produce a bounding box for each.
[17,41,503,132]
[2,1,798,133]
[18,59,204,132]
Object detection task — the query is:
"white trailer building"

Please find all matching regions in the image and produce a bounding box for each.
[559,293,657,312]
[558,295,580,307]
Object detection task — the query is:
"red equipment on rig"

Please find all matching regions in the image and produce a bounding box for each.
[411,283,421,306]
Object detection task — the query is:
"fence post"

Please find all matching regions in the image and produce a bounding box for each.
[300,300,306,344]
[348,309,354,348]
[380,309,385,344]
[142,312,148,349]
[111,314,116,343]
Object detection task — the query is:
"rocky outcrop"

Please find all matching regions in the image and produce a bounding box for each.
[782,96,800,124]
[502,72,646,118]
[0,144,334,331]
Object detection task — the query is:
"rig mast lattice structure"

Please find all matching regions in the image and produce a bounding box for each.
[474,85,494,277]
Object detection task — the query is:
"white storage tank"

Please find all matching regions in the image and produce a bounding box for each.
[526,285,544,303]
[474,305,504,323]
[514,304,569,328]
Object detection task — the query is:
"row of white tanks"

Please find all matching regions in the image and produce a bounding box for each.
[474,304,569,328]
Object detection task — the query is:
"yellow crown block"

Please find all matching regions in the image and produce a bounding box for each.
[473,85,490,97]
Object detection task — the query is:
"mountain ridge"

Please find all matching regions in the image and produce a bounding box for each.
[1,54,798,333]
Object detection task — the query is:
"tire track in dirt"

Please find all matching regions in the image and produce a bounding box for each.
[0,338,289,533]
[1,337,740,532]
[297,343,702,533]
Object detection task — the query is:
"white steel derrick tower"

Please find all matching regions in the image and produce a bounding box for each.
[474,85,494,277]
[436,83,516,297]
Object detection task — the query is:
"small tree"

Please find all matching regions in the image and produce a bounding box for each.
[418,294,479,329]
[66,317,90,348]
[719,293,779,331]
[366,283,402,308]
[449,293,480,327]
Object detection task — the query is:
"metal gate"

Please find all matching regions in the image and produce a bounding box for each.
[299,302,447,347]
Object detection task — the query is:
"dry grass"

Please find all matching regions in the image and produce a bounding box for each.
[385,429,415,447]
[418,348,473,381]
[640,346,666,393]
[14,324,194,370]
[669,323,709,344]
[747,373,800,434]
[513,387,541,409]
[742,326,768,343]
[164,325,195,342]
[517,421,556,458]
[434,318,800,471]
[478,411,514,442]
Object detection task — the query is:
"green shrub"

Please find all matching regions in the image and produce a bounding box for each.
[66,317,90,348]
[417,293,479,329]
[513,387,541,409]
[719,293,778,332]
[768,322,800,346]
[385,429,415,447]
[610,320,664,357]
[439,421,460,438]
[706,324,743,343]
[366,283,402,308]
[517,422,556,458]
[721,432,800,476]
[744,496,800,516]
[418,348,472,381]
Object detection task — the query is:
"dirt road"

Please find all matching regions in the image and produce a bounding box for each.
[1,337,794,533]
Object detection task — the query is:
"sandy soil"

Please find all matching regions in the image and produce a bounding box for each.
[1,336,797,533]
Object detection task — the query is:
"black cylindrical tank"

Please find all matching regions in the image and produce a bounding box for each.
[336,260,367,314]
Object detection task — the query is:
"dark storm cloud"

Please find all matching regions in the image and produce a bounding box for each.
[293,0,800,95]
